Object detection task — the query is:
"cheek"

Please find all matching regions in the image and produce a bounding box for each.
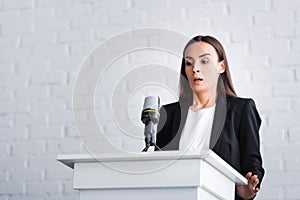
[201,64,219,82]
[185,68,193,78]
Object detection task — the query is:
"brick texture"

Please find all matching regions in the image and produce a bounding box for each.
[0,0,299,199]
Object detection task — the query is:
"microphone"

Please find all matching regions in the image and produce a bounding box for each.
[141,96,162,152]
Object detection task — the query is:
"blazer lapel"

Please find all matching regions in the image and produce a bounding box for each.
[210,94,227,150]
[163,99,190,150]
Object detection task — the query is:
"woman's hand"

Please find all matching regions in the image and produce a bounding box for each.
[236,172,260,199]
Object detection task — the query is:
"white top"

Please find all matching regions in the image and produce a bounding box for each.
[179,105,216,152]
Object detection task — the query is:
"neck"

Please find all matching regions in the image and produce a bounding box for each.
[190,90,217,111]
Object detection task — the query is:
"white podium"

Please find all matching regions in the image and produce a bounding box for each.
[57,150,247,200]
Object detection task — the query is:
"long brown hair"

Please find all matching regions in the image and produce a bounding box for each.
[179,35,237,101]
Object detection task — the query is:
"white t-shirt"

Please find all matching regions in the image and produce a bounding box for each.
[179,105,216,152]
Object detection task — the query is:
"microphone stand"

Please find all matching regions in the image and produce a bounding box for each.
[142,121,162,152]
[142,141,162,152]
[142,138,162,152]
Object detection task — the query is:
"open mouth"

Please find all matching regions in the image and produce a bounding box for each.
[194,78,203,81]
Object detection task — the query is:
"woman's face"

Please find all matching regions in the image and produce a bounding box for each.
[184,41,225,95]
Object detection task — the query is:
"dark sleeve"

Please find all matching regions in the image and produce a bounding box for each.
[238,99,265,188]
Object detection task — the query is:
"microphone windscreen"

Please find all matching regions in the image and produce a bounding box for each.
[143,96,160,110]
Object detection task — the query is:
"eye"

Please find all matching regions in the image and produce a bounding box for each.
[185,61,193,67]
[201,59,209,64]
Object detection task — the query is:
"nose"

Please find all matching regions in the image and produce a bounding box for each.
[193,65,200,73]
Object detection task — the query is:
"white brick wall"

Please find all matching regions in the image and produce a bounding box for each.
[1,0,299,199]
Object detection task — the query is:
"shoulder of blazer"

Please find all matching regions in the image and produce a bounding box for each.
[225,96,261,128]
[161,101,180,109]
[160,101,181,114]
[161,97,256,110]
[226,96,257,109]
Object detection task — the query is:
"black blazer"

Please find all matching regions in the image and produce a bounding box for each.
[156,95,264,200]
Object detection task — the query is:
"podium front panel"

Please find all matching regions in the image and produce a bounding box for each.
[79,187,221,200]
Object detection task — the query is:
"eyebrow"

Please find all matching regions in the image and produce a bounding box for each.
[185,53,211,60]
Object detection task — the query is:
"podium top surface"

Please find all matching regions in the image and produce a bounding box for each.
[57,150,247,185]
[57,150,212,167]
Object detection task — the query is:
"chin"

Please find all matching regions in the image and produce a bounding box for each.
[191,86,209,94]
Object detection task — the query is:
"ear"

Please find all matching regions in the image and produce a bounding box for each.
[217,61,225,74]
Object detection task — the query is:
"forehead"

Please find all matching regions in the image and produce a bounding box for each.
[185,41,218,58]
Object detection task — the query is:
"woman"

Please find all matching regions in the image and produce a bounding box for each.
[156,35,264,200]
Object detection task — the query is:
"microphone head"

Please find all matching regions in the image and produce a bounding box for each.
[143,96,160,110]
[141,96,160,124]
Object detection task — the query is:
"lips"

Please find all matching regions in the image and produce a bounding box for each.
[194,78,203,81]
[192,77,204,85]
